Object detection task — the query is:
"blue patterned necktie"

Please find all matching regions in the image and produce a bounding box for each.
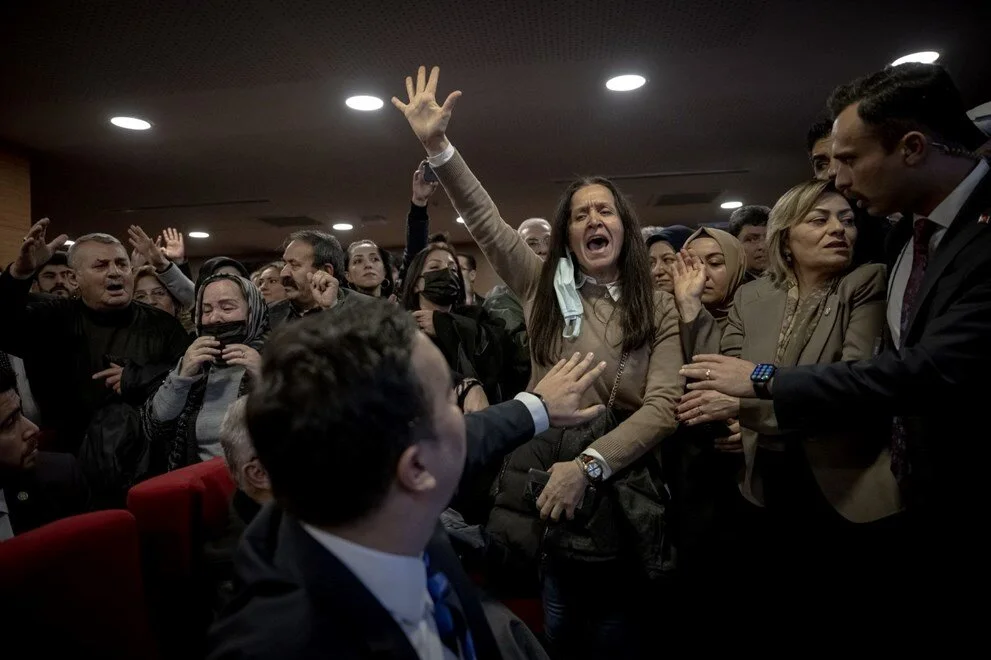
[424,553,476,660]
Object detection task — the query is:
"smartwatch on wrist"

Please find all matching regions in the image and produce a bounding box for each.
[750,363,777,400]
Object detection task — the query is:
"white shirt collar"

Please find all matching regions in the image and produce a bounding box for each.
[302,524,430,625]
[927,159,990,229]
[575,271,621,301]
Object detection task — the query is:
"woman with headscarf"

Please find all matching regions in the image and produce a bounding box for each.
[671,226,749,360]
[642,225,694,294]
[195,257,250,295]
[676,179,898,591]
[142,273,269,471]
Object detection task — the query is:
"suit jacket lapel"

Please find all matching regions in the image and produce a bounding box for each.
[798,291,841,366]
[905,167,991,338]
[744,288,787,365]
[279,515,420,660]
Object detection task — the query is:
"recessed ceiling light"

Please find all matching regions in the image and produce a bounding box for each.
[188,231,210,239]
[605,74,646,92]
[720,201,743,210]
[63,240,75,247]
[332,223,354,231]
[345,95,384,111]
[110,116,152,130]
[891,51,939,66]
[456,217,465,224]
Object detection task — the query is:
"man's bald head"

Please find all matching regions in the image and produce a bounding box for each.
[518,218,551,260]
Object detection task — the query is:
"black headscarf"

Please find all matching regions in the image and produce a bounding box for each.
[195,257,250,295]
[194,274,270,351]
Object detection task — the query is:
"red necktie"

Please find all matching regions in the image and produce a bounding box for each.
[891,217,937,483]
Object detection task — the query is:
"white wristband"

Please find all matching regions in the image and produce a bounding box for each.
[427,142,456,168]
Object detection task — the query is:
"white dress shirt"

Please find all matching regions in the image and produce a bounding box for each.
[887,159,989,347]
[302,526,458,660]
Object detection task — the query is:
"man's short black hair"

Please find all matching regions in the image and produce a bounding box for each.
[457,253,477,271]
[287,230,346,279]
[246,300,429,527]
[727,205,771,237]
[806,118,833,154]
[827,63,987,153]
[428,232,450,245]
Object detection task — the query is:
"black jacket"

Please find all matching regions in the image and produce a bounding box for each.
[0,268,191,454]
[0,451,90,535]
[207,399,537,660]
[268,288,374,331]
[773,161,991,522]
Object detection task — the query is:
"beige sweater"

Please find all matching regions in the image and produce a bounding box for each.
[435,151,683,472]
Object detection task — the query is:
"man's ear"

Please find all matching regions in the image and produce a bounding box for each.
[901,131,928,166]
[67,270,78,286]
[321,264,335,278]
[395,444,437,495]
[243,458,271,493]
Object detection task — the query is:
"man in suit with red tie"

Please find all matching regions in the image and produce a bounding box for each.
[682,64,991,605]
[208,300,605,659]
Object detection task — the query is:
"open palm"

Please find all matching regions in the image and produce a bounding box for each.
[672,249,707,301]
[391,65,462,154]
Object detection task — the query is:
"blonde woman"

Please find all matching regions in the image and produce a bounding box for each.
[678,180,899,578]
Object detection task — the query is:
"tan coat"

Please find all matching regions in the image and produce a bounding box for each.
[434,151,683,473]
[722,264,901,522]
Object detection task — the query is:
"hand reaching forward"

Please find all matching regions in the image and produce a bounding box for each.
[12,218,68,279]
[532,352,608,427]
[391,65,462,155]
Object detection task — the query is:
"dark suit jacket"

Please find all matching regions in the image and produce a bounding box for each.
[207,399,537,660]
[268,288,375,331]
[1,452,90,535]
[773,161,991,521]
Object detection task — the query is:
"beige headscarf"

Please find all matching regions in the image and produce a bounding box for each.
[685,227,748,323]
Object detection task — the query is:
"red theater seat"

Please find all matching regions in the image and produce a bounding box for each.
[126,458,235,659]
[0,510,159,659]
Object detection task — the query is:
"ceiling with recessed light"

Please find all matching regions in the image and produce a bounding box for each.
[0,0,987,260]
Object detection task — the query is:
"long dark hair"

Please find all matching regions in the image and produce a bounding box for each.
[399,244,466,311]
[530,176,656,367]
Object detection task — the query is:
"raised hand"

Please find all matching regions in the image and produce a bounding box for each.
[12,218,68,279]
[671,249,707,322]
[160,228,186,263]
[307,271,340,309]
[412,162,439,206]
[391,65,462,155]
[127,225,169,271]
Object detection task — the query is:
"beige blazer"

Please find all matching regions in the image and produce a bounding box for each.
[721,264,901,523]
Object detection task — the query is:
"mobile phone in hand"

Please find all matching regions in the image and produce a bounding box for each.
[422,163,439,183]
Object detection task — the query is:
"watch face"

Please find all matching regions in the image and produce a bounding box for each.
[751,363,775,384]
[586,461,603,481]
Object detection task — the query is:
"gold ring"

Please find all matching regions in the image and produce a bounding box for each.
[706,369,712,380]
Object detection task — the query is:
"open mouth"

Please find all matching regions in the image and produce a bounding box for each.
[106,283,126,294]
[281,277,298,291]
[585,235,610,253]
[825,241,849,249]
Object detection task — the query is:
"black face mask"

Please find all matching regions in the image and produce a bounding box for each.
[201,320,249,366]
[420,269,461,306]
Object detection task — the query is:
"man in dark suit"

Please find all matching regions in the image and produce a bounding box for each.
[682,65,990,588]
[0,368,90,540]
[208,300,604,659]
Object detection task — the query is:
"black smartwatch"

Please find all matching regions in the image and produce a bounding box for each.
[750,363,776,400]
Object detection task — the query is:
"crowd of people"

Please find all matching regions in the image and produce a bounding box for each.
[2,59,990,657]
